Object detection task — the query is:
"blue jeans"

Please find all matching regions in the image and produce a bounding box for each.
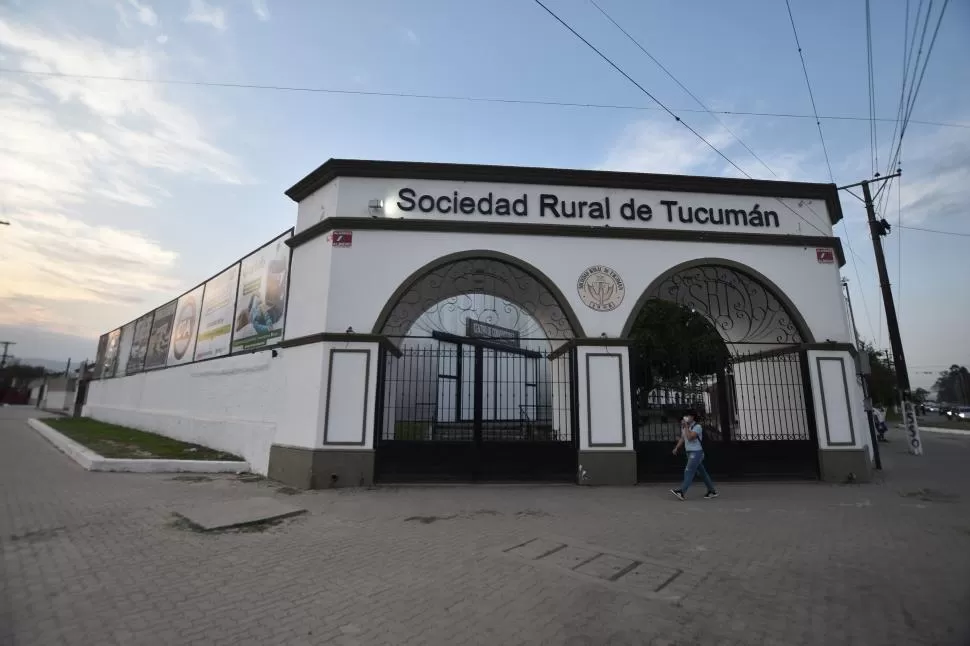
[680,450,716,493]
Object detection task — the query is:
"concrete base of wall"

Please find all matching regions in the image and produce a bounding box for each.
[267,445,375,489]
[577,450,637,486]
[818,448,873,484]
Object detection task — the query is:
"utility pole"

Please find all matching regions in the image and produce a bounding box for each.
[0,341,14,369]
[843,279,881,470]
[839,171,922,455]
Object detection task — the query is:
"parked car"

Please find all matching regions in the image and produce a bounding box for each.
[924,403,939,414]
[955,407,970,421]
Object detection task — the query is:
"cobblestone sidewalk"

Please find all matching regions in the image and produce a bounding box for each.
[2,406,968,646]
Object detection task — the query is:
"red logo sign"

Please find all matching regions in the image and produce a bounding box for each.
[816,248,834,264]
[331,231,352,247]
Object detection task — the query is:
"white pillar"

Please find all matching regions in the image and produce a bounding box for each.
[574,343,636,485]
[269,338,383,488]
[805,348,874,482]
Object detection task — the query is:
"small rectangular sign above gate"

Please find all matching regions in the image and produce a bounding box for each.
[331,231,353,247]
[816,248,835,264]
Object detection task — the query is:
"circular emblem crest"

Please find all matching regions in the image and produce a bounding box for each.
[171,296,198,360]
[577,265,626,312]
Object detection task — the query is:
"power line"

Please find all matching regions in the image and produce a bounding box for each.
[2,67,967,129]
[587,0,779,178]
[896,174,903,324]
[529,0,831,238]
[897,224,970,238]
[866,0,878,176]
[529,0,751,178]
[880,0,949,194]
[841,223,876,340]
[784,0,836,183]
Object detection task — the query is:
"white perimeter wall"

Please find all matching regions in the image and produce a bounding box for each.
[43,390,75,412]
[85,352,286,473]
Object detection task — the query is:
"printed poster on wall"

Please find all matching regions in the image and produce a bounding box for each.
[144,300,177,370]
[194,264,240,361]
[116,322,135,376]
[92,334,108,379]
[231,233,291,353]
[126,312,154,374]
[167,285,204,366]
[102,328,121,378]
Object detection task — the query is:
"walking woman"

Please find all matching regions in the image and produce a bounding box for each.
[670,410,718,500]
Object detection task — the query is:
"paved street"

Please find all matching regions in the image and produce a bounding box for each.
[2,406,968,646]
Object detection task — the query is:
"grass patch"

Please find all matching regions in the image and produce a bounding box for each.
[45,417,243,461]
[394,421,431,440]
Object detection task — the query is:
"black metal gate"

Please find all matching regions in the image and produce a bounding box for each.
[374,335,578,482]
[632,347,819,481]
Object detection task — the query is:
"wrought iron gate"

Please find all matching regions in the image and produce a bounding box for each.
[374,336,578,482]
[632,346,819,481]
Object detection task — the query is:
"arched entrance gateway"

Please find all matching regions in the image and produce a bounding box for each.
[85,159,875,489]
[371,252,584,482]
[623,261,820,481]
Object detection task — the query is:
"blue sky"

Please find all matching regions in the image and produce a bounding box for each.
[0,0,967,389]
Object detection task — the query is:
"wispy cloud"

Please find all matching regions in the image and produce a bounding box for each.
[893,124,970,226]
[403,28,419,45]
[184,0,227,31]
[251,0,270,21]
[0,18,241,337]
[599,119,738,176]
[127,0,158,27]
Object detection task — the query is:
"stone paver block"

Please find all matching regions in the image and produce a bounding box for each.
[538,544,600,570]
[613,561,684,596]
[503,537,565,560]
[174,497,306,531]
[574,552,638,581]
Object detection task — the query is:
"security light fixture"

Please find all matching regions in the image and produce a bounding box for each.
[368,199,384,217]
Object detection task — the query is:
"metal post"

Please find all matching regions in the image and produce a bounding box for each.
[861,180,921,455]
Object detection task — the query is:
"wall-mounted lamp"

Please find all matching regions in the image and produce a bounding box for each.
[368,199,384,217]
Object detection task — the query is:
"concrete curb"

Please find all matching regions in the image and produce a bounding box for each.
[27,418,250,474]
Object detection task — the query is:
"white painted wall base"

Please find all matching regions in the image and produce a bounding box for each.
[27,418,250,473]
[85,352,285,474]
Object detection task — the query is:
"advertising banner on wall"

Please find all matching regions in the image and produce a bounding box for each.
[167,285,204,366]
[144,300,177,370]
[102,328,121,378]
[194,264,240,361]
[126,312,154,374]
[116,322,135,377]
[92,334,108,379]
[231,233,291,353]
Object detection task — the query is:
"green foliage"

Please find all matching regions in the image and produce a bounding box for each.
[629,300,728,391]
[933,365,970,405]
[860,342,897,407]
[913,388,930,404]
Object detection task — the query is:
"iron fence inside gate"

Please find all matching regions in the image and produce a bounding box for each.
[633,347,819,480]
[375,342,578,482]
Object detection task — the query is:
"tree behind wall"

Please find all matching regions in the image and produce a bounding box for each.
[934,365,970,405]
[861,343,897,408]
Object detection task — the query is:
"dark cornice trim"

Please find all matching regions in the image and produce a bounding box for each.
[284,158,844,226]
[730,342,858,364]
[548,338,634,361]
[287,216,846,267]
[549,340,857,362]
[279,332,403,357]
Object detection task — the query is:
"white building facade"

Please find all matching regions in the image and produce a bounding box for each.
[85,160,873,487]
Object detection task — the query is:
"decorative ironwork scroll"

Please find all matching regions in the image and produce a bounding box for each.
[381,258,576,339]
[645,265,803,344]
